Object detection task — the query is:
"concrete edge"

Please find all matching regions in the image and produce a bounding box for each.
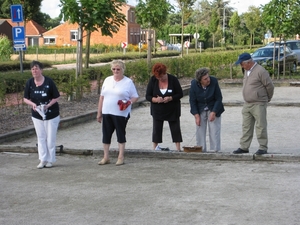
[0,145,299,162]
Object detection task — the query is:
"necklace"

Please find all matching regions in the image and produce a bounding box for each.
[35,77,44,87]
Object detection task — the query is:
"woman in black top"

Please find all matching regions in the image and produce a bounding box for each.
[145,63,183,151]
[24,61,60,169]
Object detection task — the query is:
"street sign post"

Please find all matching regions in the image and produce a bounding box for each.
[184,41,190,55]
[10,5,24,23]
[10,4,25,73]
[121,42,127,55]
[193,33,200,52]
[12,26,26,51]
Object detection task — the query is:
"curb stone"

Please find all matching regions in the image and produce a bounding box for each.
[0,145,299,162]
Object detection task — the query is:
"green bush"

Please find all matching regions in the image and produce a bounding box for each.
[0,35,12,61]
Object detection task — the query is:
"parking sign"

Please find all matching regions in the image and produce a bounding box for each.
[10,5,24,23]
[12,26,26,51]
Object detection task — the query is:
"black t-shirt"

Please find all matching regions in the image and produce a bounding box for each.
[24,76,60,120]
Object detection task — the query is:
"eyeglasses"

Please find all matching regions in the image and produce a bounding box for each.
[112,68,121,71]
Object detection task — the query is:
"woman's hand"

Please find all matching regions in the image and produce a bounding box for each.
[195,114,201,126]
[209,112,216,122]
[97,114,102,123]
[163,96,172,103]
[32,103,37,111]
[156,96,164,103]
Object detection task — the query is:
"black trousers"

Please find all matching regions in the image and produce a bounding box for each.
[152,118,182,143]
[102,114,129,144]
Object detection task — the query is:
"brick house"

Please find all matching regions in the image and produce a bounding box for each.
[0,19,13,41]
[6,19,47,47]
[42,4,141,47]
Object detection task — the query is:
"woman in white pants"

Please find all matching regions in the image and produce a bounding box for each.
[189,68,225,152]
[24,61,60,168]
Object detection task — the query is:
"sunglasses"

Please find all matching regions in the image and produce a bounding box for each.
[112,68,121,71]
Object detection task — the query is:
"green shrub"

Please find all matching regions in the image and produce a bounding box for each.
[0,35,12,61]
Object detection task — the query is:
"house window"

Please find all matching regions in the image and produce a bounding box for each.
[28,37,39,46]
[130,10,135,23]
[130,27,140,44]
[70,30,78,41]
[44,37,56,45]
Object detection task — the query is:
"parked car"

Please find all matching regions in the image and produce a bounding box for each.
[166,43,182,51]
[266,40,300,65]
[251,46,298,72]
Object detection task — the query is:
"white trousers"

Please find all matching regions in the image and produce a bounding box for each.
[196,110,221,152]
[32,116,60,163]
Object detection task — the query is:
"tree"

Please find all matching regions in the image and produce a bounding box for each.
[208,8,219,48]
[59,0,127,72]
[196,0,213,27]
[228,11,240,46]
[261,0,300,78]
[0,0,42,20]
[262,0,300,39]
[33,12,61,30]
[176,0,196,57]
[135,0,173,69]
[244,6,261,49]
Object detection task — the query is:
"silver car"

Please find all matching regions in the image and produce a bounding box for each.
[267,40,300,65]
[252,45,298,72]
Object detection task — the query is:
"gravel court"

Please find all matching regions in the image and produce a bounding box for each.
[5,86,300,155]
[1,86,300,225]
[0,153,299,225]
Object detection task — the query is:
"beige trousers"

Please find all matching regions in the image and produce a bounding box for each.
[239,103,268,151]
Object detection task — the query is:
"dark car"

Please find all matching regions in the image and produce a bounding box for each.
[266,40,300,64]
[251,46,298,72]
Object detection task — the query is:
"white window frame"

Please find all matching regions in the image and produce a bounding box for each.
[70,30,78,41]
[44,37,56,45]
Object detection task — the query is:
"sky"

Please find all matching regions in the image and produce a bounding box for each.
[41,0,271,19]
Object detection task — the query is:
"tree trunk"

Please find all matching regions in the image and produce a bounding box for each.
[85,30,91,69]
[147,27,152,74]
[180,13,184,58]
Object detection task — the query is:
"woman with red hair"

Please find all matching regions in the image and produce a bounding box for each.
[146,63,183,151]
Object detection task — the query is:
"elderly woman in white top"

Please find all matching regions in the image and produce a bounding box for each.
[97,60,139,166]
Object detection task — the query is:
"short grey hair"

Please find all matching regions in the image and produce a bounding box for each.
[111,60,125,71]
[195,67,209,82]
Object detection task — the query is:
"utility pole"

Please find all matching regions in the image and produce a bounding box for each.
[223,7,226,44]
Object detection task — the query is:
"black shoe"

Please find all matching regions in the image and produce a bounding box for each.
[255,149,267,155]
[233,148,249,154]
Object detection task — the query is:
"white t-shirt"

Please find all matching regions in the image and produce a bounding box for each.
[101,75,139,117]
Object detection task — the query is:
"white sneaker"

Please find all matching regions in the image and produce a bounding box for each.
[37,162,46,169]
[45,162,53,168]
[155,145,162,151]
[155,145,169,151]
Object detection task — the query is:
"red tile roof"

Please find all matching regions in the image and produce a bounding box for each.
[4,19,46,36]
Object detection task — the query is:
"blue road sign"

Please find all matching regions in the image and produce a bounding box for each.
[12,26,26,51]
[10,5,24,23]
